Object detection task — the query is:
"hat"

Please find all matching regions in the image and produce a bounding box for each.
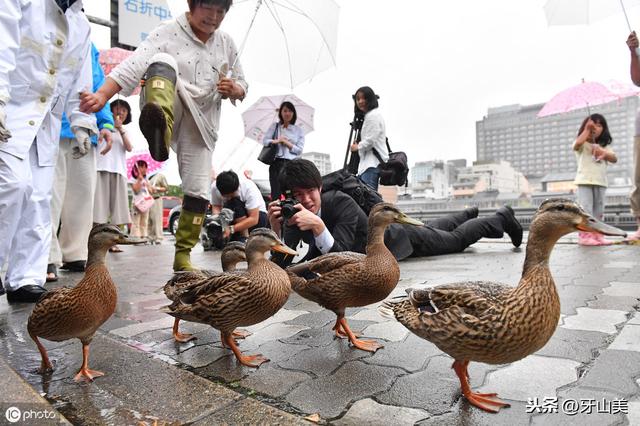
[110,98,131,125]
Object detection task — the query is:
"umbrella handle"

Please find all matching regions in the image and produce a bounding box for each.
[620,0,633,33]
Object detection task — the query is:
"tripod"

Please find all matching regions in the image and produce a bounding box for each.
[342,111,365,174]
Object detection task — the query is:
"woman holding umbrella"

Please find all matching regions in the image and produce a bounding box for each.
[262,101,306,200]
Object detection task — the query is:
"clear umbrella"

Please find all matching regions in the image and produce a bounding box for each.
[242,94,314,142]
[543,0,640,31]
[221,0,339,88]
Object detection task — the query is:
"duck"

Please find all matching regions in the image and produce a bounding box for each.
[163,241,247,343]
[379,199,627,412]
[286,203,423,352]
[27,224,145,382]
[161,228,297,367]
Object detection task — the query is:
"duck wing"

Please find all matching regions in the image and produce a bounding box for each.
[418,281,514,317]
[164,270,225,302]
[287,251,365,277]
[28,287,95,341]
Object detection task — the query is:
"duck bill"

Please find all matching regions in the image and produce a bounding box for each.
[577,217,627,237]
[117,234,148,245]
[396,213,423,227]
[271,243,298,256]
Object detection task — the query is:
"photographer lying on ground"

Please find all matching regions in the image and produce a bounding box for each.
[212,170,268,242]
[267,159,523,266]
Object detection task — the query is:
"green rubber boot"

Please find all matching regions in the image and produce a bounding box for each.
[173,208,205,272]
[139,61,176,162]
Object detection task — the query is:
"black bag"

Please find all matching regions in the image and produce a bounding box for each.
[257,125,279,165]
[373,138,409,186]
[322,169,383,215]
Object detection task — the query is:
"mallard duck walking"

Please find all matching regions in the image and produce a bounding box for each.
[287,203,423,352]
[162,228,297,367]
[379,199,627,412]
[164,241,247,342]
[28,224,144,382]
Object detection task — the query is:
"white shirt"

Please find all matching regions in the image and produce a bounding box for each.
[96,129,127,177]
[0,0,97,165]
[314,208,335,254]
[357,108,388,175]
[211,178,267,213]
[262,122,305,160]
[109,13,248,152]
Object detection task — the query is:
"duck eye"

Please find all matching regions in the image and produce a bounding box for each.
[556,205,565,211]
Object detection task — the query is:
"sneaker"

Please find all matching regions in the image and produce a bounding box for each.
[496,206,523,247]
[626,229,640,241]
[591,233,612,246]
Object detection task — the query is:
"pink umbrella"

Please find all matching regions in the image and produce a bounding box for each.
[126,151,166,180]
[537,80,640,118]
[99,47,141,95]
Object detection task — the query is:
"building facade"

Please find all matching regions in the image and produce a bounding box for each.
[476,97,639,183]
[301,151,332,176]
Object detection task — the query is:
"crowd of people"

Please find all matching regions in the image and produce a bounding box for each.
[0,0,639,306]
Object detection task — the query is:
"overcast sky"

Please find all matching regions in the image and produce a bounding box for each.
[85,0,640,183]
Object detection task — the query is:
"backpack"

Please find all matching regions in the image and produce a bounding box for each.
[321,169,383,215]
[373,138,409,187]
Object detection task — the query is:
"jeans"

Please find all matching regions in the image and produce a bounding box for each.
[359,167,380,191]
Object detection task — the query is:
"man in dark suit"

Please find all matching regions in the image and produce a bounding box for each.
[267,159,522,266]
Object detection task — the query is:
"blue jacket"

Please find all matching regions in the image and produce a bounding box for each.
[60,43,114,143]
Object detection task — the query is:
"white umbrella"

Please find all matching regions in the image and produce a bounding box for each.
[242,94,314,142]
[543,0,640,30]
[222,0,339,88]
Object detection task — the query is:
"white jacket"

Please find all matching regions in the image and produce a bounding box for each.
[0,0,97,166]
[357,108,388,175]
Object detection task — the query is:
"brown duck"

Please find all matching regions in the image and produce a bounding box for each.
[161,228,297,367]
[287,203,423,352]
[379,199,627,412]
[28,224,144,382]
[164,241,247,342]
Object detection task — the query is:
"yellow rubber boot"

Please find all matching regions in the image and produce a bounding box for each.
[173,208,205,272]
[139,61,176,162]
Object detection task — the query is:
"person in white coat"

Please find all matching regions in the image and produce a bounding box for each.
[0,0,100,303]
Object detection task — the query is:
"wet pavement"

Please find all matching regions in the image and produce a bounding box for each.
[0,232,639,425]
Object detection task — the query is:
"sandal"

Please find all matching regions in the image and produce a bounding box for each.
[109,246,124,253]
[46,264,58,282]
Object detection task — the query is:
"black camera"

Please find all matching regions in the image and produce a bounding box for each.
[279,192,299,220]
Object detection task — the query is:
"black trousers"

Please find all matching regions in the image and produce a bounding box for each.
[385,210,508,259]
[269,158,289,200]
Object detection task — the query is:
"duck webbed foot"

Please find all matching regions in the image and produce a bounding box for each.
[337,317,383,353]
[172,318,197,343]
[222,333,269,368]
[332,318,362,339]
[453,360,511,413]
[73,343,105,382]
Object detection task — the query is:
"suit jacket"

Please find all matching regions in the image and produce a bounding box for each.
[276,190,415,267]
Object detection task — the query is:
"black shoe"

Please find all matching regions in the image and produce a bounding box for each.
[6,285,47,303]
[496,206,523,248]
[60,260,86,272]
[46,263,58,282]
[139,103,169,162]
[465,206,479,220]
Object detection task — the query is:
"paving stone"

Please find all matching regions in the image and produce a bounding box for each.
[281,320,372,348]
[195,397,307,425]
[477,355,580,402]
[587,295,640,312]
[377,356,495,415]
[534,327,609,364]
[109,317,174,338]
[558,286,601,315]
[194,353,248,383]
[626,400,640,425]
[347,308,387,323]
[602,282,640,298]
[561,307,627,334]
[244,308,308,332]
[120,328,174,345]
[285,361,404,418]
[239,364,311,397]
[241,323,310,349]
[609,324,640,352]
[172,344,230,368]
[364,333,441,372]
[361,321,409,342]
[628,312,640,325]
[415,400,530,426]
[603,261,637,269]
[333,398,430,425]
[283,309,336,328]
[251,340,311,364]
[576,349,640,396]
[278,340,370,377]
[533,387,627,426]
